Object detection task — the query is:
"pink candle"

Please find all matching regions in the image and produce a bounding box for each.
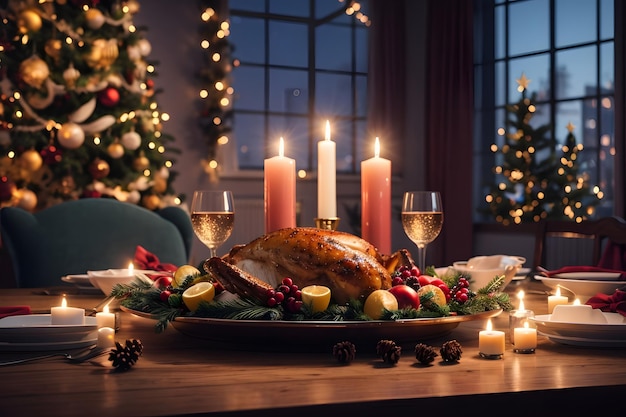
[361,137,391,254]
[264,137,296,233]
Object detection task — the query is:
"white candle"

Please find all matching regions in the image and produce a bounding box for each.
[479,318,505,358]
[551,299,608,323]
[317,120,336,219]
[548,286,568,313]
[508,290,535,344]
[97,327,115,348]
[264,137,296,233]
[96,304,116,329]
[513,322,537,352]
[51,297,85,325]
[361,137,391,254]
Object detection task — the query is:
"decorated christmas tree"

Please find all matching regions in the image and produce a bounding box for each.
[485,73,602,225]
[0,0,180,212]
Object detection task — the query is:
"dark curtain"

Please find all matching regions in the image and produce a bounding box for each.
[368,0,474,266]
[424,0,474,265]
[615,0,626,219]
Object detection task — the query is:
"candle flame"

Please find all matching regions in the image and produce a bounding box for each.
[485,318,493,331]
[573,298,581,305]
[517,290,525,299]
[103,303,110,314]
[278,137,285,157]
[524,321,530,329]
[128,262,134,273]
[374,137,380,158]
[519,298,525,311]
[555,286,561,297]
[61,297,67,308]
[325,120,331,141]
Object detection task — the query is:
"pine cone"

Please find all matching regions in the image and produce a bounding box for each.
[376,339,401,364]
[414,343,438,364]
[332,341,356,364]
[440,339,462,362]
[108,339,143,371]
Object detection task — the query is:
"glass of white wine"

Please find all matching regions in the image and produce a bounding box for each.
[401,191,444,273]
[190,190,235,259]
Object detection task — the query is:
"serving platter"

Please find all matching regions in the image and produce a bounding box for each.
[121,306,501,349]
[553,272,623,281]
[530,312,626,348]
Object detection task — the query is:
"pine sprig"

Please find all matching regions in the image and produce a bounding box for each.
[194,297,283,320]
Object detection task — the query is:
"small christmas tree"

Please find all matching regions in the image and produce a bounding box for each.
[485,73,602,224]
[0,0,180,212]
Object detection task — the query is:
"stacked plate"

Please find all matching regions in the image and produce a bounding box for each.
[534,272,625,302]
[0,314,98,351]
[531,312,626,347]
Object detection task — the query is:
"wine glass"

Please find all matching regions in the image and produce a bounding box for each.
[190,190,235,258]
[401,191,444,273]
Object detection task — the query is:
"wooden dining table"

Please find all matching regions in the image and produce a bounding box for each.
[1,279,625,417]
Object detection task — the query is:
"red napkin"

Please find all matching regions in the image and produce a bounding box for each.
[0,306,31,319]
[541,265,626,280]
[586,290,626,317]
[133,245,178,273]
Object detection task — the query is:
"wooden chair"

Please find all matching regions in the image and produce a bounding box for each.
[0,198,194,288]
[532,216,626,271]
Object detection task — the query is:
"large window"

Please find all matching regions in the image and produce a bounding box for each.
[474,0,615,221]
[228,0,369,173]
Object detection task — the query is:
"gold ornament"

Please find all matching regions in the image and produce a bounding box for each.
[15,188,37,211]
[107,142,125,159]
[44,39,63,63]
[85,39,119,69]
[133,154,150,171]
[142,194,160,210]
[58,175,76,197]
[57,122,85,149]
[85,8,105,30]
[19,55,50,89]
[152,176,167,193]
[20,148,43,171]
[18,9,42,34]
[63,64,81,89]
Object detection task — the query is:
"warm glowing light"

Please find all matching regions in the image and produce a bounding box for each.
[278,137,285,157]
[374,137,381,158]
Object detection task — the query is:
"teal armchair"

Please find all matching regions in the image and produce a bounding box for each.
[0,198,193,288]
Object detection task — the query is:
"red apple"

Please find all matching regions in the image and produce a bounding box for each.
[153,275,173,289]
[388,285,421,310]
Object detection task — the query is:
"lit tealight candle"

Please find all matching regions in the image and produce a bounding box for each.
[96,303,116,329]
[97,327,115,348]
[508,290,535,344]
[513,321,537,353]
[479,318,505,359]
[264,137,296,234]
[548,286,569,314]
[51,296,85,325]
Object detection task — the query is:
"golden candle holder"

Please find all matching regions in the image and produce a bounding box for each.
[315,217,340,230]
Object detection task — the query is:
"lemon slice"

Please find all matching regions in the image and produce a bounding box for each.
[173,264,201,287]
[182,281,215,312]
[417,284,447,307]
[301,285,331,313]
[364,289,398,319]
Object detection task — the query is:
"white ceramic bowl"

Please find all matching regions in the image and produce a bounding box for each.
[534,275,626,303]
[452,255,526,291]
[87,269,156,295]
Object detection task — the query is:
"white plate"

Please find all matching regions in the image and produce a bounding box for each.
[534,275,626,302]
[553,272,623,281]
[0,315,98,345]
[61,274,102,293]
[530,312,626,348]
[516,267,531,276]
[0,338,97,352]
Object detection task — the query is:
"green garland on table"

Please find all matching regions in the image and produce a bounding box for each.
[111,272,512,333]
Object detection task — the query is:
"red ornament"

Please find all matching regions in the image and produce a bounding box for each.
[41,144,63,164]
[0,176,17,202]
[145,79,154,90]
[81,189,102,198]
[88,158,110,179]
[98,87,120,107]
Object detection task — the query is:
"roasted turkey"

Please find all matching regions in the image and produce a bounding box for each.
[204,227,414,304]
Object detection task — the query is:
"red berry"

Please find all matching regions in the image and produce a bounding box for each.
[410,266,420,276]
[159,290,171,302]
[400,270,411,279]
[274,292,285,303]
[392,277,404,286]
[282,277,293,286]
[290,284,299,293]
[456,293,469,303]
[294,289,302,300]
[438,283,450,295]
[267,297,277,307]
[278,284,291,294]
